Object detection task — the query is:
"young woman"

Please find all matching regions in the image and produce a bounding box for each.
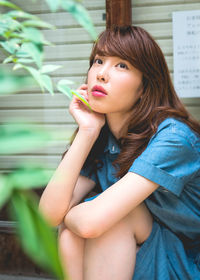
[39,26,200,280]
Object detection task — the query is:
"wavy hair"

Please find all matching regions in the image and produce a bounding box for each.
[65,26,200,178]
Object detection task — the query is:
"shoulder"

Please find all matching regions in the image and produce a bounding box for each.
[129,118,199,195]
[134,117,200,171]
[151,118,200,153]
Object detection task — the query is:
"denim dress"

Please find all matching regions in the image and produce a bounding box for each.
[81,118,200,279]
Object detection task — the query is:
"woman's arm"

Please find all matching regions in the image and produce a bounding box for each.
[39,129,99,226]
[64,172,158,238]
[39,84,105,226]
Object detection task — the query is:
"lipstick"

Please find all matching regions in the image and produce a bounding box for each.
[91,85,107,97]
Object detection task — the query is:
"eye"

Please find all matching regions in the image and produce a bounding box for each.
[117,62,129,69]
[93,58,103,65]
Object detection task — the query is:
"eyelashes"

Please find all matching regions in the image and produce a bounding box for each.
[93,57,129,69]
[93,58,103,64]
[117,63,128,69]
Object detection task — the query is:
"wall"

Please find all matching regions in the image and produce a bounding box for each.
[0,0,106,173]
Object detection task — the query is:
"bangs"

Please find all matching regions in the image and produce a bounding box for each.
[89,27,138,67]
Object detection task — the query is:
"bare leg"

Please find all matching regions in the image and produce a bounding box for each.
[83,203,153,280]
[58,223,85,280]
[59,203,152,280]
[83,217,136,280]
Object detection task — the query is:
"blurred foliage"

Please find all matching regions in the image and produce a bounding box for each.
[0,0,97,279]
[57,79,92,110]
[45,0,97,40]
[0,68,33,94]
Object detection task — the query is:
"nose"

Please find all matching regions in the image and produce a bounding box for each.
[96,67,109,83]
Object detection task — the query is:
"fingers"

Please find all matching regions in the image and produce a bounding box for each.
[77,84,89,101]
[69,84,89,114]
[77,84,88,91]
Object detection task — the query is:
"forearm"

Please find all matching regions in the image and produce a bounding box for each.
[64,201,94,238]
[39,128,99,226]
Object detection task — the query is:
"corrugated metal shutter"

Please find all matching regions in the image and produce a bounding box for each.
[0,0,106,172]
[0,0,199,173]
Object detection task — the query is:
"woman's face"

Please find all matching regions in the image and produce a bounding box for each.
[87,55,143,116]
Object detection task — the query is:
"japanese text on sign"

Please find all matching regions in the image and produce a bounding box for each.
[173,10,200,97]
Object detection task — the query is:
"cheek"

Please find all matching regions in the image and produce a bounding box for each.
[87,71,95,89]
[128,76,142,94]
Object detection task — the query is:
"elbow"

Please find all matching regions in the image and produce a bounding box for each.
[75,219,104,239]
[47,216,63,228]
[39,203,64,228]
[64,203,106,239]
[40,210,63,228]
[78,227,99,239]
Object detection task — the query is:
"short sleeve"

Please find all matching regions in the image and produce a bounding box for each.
[128,124,199,196]
[80,163,98,184]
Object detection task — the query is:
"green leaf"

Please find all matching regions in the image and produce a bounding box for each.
[14,50,31,58]
[41,74,54,95]
[6,10,38,20]
[41,64,62,74]
[21,65,44,91]
[57,80,92,110]
[21,27,45,45]
[0,1,22,10]
[10,191,40,252]
[57,79,74,86]
[22,20,55,30]
[3,55,14,64]
[10,190,66,279]
[16,58,34,64]
[0,69,33,95]
[57,80,73,99]
[61,0,97,40]
[13,63,23,70]
[19,42,43,68]
[0,122,52,154]
[71,89,92,110]
[8,167,54,190]
[0,17,22,37]
[0,175,12,209]
[0,39,20,54]
[45,0,60,12]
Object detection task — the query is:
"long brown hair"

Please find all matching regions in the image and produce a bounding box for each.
[66,26,200,178]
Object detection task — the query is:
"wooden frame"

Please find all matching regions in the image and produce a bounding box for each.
[106,0,132,29]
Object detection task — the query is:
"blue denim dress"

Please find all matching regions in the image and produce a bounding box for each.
[81,118,200,279]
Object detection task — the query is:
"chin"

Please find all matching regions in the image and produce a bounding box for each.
[92,107,106,114]
[89,100,105,113]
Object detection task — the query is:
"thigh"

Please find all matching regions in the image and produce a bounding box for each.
[125,202,153,244]
[84,214,137,280]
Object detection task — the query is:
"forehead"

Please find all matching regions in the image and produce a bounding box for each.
[94,55,131,66]
[91,31,133,60]
[93,41,126,60]
[89,30,141,72]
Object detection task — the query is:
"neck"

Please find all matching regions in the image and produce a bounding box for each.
[106,112,130,139]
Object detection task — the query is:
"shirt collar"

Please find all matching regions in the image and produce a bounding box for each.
[104,132,121,154]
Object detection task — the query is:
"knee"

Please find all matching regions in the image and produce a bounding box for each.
[59,227,84,258]
[59,227,73,247]
[59,226,80,247]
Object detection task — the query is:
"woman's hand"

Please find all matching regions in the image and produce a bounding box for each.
[69,84,105,133]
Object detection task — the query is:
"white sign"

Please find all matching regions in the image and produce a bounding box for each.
[173,10,200,97]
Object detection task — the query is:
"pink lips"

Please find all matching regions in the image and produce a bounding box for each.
[91,85,107,97]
